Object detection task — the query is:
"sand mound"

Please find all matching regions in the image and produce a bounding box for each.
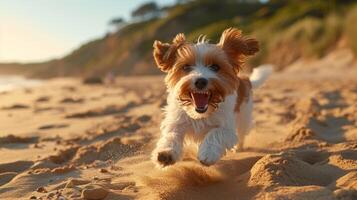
[46,146,80,164]
[248,153,331,187]
[37,136,140,168]
[81,184,109,200]
[257,186,335,200]
[72,137,139,165]
[285,126,317,143]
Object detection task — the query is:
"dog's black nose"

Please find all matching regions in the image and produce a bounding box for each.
[195,78,208,89]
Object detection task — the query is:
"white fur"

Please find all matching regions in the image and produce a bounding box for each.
[191,65,216,79]
[236,94,253,149]
[190,43,218,84]
[250,64,273,89]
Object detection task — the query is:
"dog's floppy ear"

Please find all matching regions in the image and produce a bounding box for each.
[153,33,186,72]
[217,28,259,71]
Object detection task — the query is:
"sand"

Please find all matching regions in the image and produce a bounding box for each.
[0,49,356,200]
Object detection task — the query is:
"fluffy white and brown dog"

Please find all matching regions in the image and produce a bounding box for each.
[152,28,272,167]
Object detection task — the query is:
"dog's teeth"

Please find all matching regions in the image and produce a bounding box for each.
[192,90,209,95]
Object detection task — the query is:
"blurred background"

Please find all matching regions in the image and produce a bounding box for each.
[1,0,357,78]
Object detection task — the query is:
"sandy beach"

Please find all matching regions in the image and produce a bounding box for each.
[0,50,356,200]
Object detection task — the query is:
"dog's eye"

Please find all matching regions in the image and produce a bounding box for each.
[182,65,192,72]
[209,64,220,72]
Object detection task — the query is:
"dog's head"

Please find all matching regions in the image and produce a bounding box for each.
[153,28,259,119]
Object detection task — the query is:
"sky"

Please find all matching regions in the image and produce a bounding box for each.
[0,0,174,63]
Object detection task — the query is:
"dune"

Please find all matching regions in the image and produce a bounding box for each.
[0,51,356,199]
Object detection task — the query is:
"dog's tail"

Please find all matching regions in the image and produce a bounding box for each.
[249,64,273,89]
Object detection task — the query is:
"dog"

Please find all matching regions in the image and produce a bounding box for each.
[151,28,272,167]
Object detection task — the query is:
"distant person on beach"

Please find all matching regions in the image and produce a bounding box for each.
[104,71,116,85]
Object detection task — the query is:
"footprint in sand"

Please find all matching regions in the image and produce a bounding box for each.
[66,102,137,119]
[60,97,84,104]
[38,124,69,130]
[61,86,77,92]
[35,96,51,103]
[1,104,30,110]
[0,135,38,144]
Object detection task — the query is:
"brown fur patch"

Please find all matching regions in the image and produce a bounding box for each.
[217,28,259,72]
[209,79,229,109]
[203,47,239,92]
[176,80,192,107]
[165,45,196,89]
[153,33,187,72]
[235,76,252,112]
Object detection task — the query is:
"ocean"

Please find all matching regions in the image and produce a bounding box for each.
[0,75,42,92]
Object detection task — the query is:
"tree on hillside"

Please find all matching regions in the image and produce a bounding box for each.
[110,17,124,25]
[131,2,160,21]
[109,17,126,31]
[176,0,191,4]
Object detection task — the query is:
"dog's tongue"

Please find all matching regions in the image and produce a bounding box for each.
[191,92,209,109]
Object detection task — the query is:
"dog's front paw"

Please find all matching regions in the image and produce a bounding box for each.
[157,151,175,166]
[198,144,223,166]
[153,149,178,167]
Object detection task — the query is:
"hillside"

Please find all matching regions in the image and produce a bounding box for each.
[1,0,357,78]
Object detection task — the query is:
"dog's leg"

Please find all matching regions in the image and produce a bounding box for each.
[152,125,185,167]
[198,127,237,166]
[236,97,253,150]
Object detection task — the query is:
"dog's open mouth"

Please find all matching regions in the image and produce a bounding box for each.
[190,91,210,113]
